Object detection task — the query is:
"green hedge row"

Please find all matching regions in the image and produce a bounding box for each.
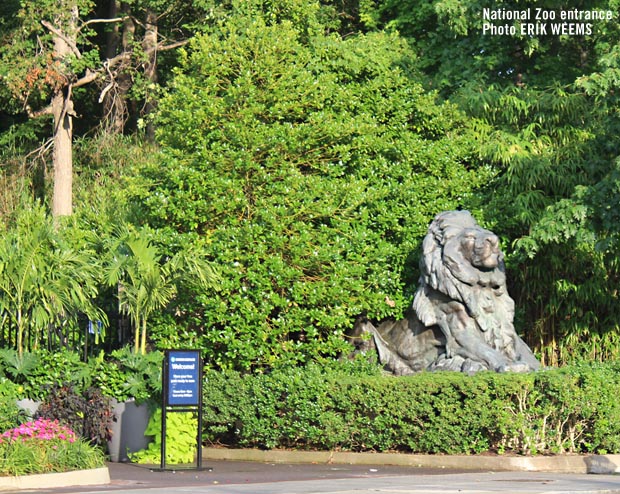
[202,360,620,455]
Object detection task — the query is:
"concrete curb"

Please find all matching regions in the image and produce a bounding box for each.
[202,448,620,474]
[0,466,110,491]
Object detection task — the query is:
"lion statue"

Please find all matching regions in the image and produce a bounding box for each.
[349,210,540,374]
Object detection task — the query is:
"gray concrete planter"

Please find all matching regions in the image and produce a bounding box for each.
[16,398,41,418]
[107,398,153,462]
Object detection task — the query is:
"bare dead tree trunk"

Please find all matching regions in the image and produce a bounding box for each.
[50,9,77,218]
[51,88,73,217]
[142,8,158,143]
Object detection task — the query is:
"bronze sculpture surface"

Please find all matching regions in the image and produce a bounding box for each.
[351,211,540,374]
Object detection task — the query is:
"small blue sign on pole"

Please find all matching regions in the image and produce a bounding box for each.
[166,350,200,407]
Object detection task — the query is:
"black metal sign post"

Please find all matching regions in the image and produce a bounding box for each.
[161,349,203,471]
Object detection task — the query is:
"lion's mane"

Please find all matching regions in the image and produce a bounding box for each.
[413,210,517,358]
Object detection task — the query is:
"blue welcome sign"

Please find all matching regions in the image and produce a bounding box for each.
[165,350,201,407]
[160,349,204,471]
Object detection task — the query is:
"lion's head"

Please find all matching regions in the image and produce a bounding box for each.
[420,210,507,299]
[414,210,513,353]
[455,226,501,270]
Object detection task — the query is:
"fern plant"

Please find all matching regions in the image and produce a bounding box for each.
[0,349,39,384]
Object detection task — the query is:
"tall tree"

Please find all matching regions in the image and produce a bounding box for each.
[126,1,492,370]
[0,0,197,216]
[0,0,114,217]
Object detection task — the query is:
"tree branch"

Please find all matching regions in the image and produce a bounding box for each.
[28,104,53,118]
[155,40,189,53]
[40,21,81,59]
[78,16,128,34]
[103,39,188,69]
[98,82,114,104]
[105,52,132,70]
[73,69,100,89]
[25,138,54,160]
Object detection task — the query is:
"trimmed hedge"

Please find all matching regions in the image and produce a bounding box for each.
[202,361,620,455]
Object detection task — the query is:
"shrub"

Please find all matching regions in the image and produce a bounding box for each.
[36,384,114,447]
[26,350,92,401]
[202,362,620,455]
[91,347,163,404]
[0,349,92,402]
[129,4,490,371]
[202,358,382,450]
[0,379,28,431]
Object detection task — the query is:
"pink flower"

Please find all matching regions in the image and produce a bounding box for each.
[0,418,77,444]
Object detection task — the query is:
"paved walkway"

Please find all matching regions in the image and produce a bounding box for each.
[33,458,620,494]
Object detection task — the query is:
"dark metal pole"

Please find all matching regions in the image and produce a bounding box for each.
[161,352,168,471]
[197,353,203,469]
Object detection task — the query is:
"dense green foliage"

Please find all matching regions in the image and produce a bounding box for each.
[91,347,163,403]
[1,0,620,367]
[0,379,28,432]
[365,0,620,364]
[458,83,620,364]
[202,362,620,455]
[0,206,105,355]
[0,199,215,357]
[0,347,162,403]
[372,0,620,91]
[102,227,219,354]
[129,6,489,369]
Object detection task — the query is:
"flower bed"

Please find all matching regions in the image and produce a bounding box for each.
[0,418,105,476]
[2,418,76,443]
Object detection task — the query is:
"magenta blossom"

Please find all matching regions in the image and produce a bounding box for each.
[0,418,76,444]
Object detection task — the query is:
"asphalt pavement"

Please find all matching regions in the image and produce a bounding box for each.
[29,459,620,494]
